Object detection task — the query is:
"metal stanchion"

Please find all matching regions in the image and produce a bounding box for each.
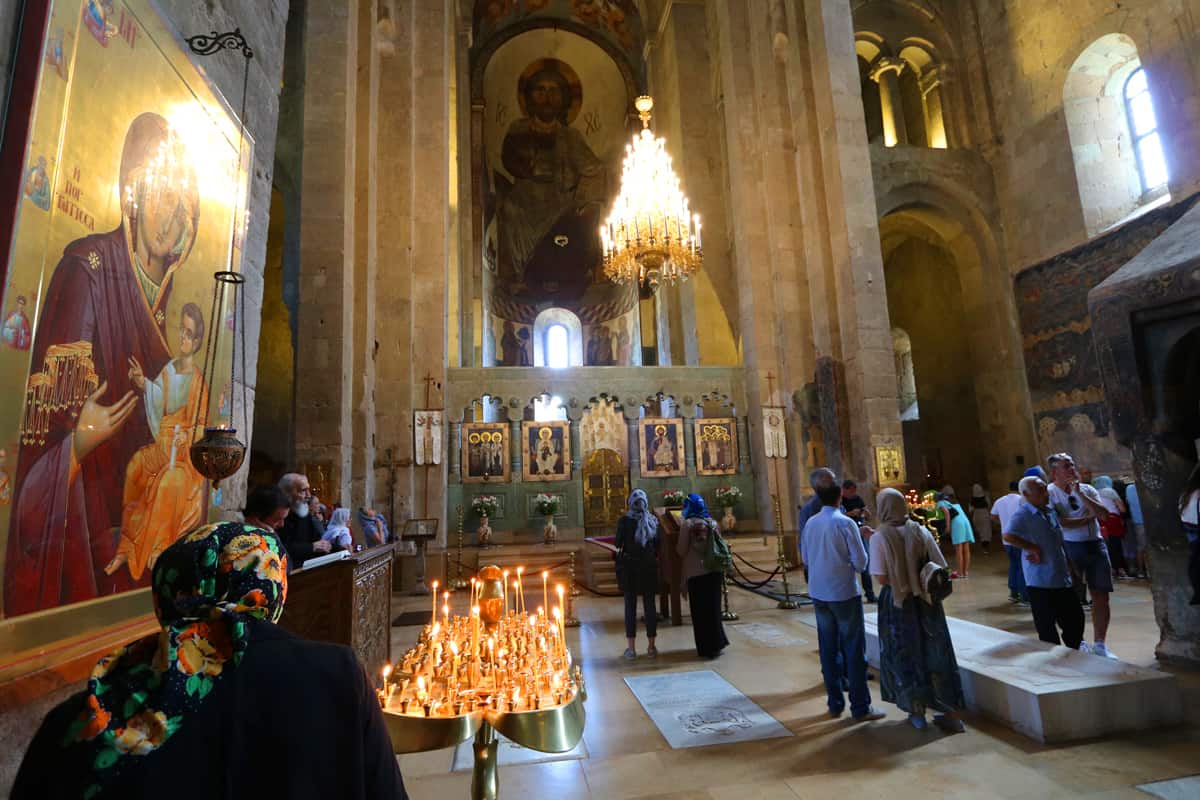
[773,494,797,609]
[449,504,469,590]
[565,552,581,627]
[569,550,581,597]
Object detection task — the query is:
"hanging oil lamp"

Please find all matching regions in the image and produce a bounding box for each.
[190,271,248,488]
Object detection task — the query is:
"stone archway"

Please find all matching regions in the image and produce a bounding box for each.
[875,182,1036,492]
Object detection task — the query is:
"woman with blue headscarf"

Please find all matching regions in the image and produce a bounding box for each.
[616,489,662,659]
[676,494,729,658]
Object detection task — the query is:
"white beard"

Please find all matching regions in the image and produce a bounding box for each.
[293,501,310,519]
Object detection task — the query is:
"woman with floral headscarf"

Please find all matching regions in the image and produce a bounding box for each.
[676,494,729,658]
[871,488,966,733]
[13,511,407,799]
[616,488,661,659]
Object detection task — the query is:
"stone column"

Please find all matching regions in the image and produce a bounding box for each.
[625,414,642,484]
[509,418,522,483]
[869,56,908,147]
[566,403,585,525]
[295,0,361,503]
[680,405,698,475]
[920,64,949,149]
[737,415,752,474]
[447,419,462,482]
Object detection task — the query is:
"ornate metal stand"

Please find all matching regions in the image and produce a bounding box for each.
[383,673,586,800]
[773,494,797,609]
[449,504,469,590]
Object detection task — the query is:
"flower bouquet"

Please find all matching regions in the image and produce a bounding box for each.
[533,493,561,516]
[714,486,742,508]
[472,495,499,518]
[662,489,686,507]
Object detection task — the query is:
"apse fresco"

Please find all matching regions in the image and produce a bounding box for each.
[482,28,639,363]
[0,0,249,618]
[473,0,644,59]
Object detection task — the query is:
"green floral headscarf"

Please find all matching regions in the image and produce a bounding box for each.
[64,521,288,797]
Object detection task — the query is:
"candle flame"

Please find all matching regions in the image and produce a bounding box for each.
[450,642,459,655]
[382,664,393,679]
[472,605,480,615]
[517,566,524,576]
[417,676,425,691]
[542,570,548,579]
[537,606,544,616]
[442,604,449,616]
[552,606,562,620]
[556,584,564,597]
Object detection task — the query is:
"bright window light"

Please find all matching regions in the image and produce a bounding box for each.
[1124,67,1169,191]
[534,395,566,422]
[546,324,569,369]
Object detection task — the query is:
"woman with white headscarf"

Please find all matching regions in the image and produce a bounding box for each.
[322,507,354,551]
[616,489,661,659]
[871,488,966,732]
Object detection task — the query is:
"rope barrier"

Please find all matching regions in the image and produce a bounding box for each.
[727,564,783,590]
[731,551,777,575]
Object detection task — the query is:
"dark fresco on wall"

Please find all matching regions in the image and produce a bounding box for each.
[1013,195,1198,474]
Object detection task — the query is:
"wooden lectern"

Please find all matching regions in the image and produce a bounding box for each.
[278,544,396,678]
[655,507,684,626]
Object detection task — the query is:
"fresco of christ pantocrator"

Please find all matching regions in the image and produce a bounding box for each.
[494,59,606,300]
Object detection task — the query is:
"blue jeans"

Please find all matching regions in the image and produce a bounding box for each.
[813,596,871,716]
[1006,545,1028,600]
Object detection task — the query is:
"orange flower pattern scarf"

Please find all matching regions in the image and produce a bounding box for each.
[63,521,288,797]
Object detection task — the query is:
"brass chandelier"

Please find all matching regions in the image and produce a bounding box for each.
[600,96,702,290]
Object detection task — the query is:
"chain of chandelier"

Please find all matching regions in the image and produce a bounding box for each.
[600,96,703,289]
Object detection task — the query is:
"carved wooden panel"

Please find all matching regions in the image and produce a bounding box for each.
[351,555,393,679]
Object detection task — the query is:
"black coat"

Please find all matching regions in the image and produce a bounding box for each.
[280,512,327,568]
[12,621,406,800]
[615,515,661,594]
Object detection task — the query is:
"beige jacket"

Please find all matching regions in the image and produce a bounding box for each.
[677,516,718,583]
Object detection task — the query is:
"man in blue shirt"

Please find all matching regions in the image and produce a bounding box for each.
[800,468,885,721]
[1003,476,1084,650]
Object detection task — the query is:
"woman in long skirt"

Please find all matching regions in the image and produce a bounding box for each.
[616,489,661,659]
[677,494,729,658]
[871,488,966,732]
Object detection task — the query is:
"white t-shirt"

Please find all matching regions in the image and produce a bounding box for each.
[1048,482,1102,542]
[990,492,1023,535]
[1183,489,1200,526]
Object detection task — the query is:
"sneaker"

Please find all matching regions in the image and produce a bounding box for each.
[647,645,658,658]
[852,706,887,722]
[1092,642,1118,659]
[950,572,961,579]
[908,713,928,730]
[623,648,636,660]
[1077,641,1092,654]
[1007,595,1021,604]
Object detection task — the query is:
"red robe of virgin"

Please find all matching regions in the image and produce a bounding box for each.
[4,225,174,616]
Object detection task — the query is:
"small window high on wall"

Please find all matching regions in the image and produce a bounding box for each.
[533,308,583,367]
[1124,68,1168,193]
[1064,35,1170,237]
[546,324,569,369]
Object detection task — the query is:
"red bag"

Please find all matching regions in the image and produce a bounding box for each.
[1100,513,1126,539]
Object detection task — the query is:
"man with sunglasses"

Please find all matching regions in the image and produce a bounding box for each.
[1046,453,1117,658]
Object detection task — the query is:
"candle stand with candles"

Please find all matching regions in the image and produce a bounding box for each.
[378,565,585,800]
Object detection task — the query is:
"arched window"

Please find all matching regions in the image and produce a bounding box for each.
[1064,35,1170,236]
[1124,67,1168,192]
[545,323,569,369]
[533,394,566,422]
[532,308,583,367]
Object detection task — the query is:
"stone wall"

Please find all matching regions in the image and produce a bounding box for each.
[1013,194,1198,476]
[965,0,1200,271]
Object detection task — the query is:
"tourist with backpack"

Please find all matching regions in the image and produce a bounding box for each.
[871,488,966,732]
[800,468,886,722]
[676,493,730,658]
